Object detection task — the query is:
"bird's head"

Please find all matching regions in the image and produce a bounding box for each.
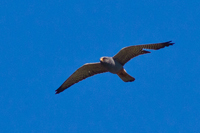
[100,57,109,63]
[100,57,113,64]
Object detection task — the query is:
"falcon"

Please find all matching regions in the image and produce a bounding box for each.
[56,41,174,94]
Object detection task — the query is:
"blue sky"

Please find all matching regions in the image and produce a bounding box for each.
[0,0,200,132]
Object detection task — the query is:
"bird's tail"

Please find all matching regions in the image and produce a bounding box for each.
[117,68,135,82]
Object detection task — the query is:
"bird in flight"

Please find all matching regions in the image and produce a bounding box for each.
[56,41,174,94]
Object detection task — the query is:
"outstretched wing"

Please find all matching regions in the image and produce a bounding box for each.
[113,41,174,65]
[56,63,108,94]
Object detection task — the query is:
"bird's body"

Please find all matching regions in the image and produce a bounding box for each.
[100,57,123,74]
[100,57,135,82]
[56,41,174,94]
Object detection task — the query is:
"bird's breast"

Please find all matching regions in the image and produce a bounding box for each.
[101,58,123,74]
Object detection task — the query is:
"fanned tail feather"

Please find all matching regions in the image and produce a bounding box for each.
[117,68,135,82]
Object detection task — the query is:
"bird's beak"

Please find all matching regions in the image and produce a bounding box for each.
[100,57,104,62]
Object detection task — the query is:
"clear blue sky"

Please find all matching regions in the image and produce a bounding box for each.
[1,0,200,132]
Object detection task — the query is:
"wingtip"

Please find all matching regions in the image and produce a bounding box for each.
[165,41,175,46]
[55,90,59,94]
[55,88,62,94]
